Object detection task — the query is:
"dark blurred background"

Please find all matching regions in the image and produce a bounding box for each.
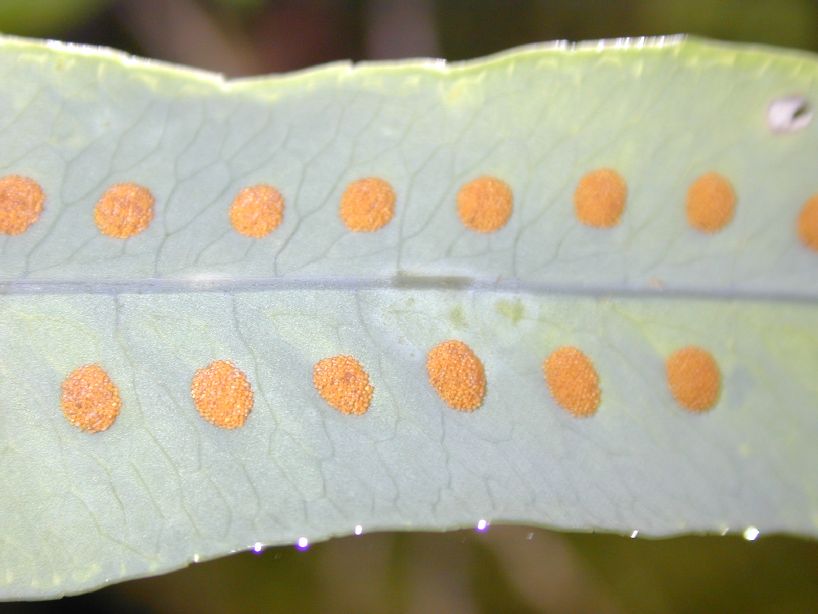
[2,0,818,75]
[1,1,818,612]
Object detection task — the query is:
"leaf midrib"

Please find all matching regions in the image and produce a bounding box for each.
[1,275,816,303]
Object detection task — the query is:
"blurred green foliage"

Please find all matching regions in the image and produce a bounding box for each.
[18,527,815,614]
[1,0,817,73]
[437,0,818,59]
[0,0,109,36]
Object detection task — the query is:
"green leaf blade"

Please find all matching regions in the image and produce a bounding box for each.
[0,35,817,598]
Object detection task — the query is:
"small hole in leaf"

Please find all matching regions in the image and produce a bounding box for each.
[767,95,812,133]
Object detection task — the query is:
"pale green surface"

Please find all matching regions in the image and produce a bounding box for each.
[0,36,816,599]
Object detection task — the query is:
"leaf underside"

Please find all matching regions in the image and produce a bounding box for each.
[0,35,816,599]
